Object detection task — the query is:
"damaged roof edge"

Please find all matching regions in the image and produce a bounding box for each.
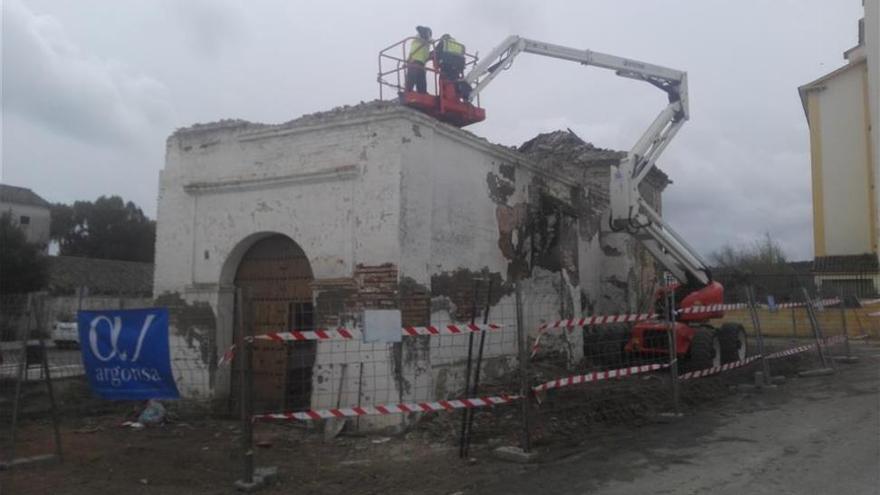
[170,100,669,189]
[520,130,671,187]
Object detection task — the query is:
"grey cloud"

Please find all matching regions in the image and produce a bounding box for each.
[165,0,247,57]
[2,0,173,146]
[0,0,863,260]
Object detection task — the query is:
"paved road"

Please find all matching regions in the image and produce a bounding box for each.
[482,342,880,495]
[0,346,83,380]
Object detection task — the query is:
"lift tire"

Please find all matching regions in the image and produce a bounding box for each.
[583,327,602,361]
[584,324,630,367]
[597,324,631,368]
[685,328,720,372]
[717,323,748,364]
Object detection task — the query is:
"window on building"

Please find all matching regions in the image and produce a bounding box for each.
[19,215,30,225]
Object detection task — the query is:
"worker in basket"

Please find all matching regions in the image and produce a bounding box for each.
[436,33,472,100]
[405,25,432,94]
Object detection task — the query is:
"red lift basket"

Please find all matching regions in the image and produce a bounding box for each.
[378,37,486,127]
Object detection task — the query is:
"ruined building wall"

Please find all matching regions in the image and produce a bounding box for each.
[397,125,592,394]
[518,131,669,319]
[155,110,410,399]
[153,105,668,415]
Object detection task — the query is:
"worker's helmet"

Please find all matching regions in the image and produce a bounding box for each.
[416,25,432,39]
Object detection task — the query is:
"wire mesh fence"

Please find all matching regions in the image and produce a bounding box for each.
[1,271,877,492]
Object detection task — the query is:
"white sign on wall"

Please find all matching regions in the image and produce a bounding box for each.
[362,309,402,343]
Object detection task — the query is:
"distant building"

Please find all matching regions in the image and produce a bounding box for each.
[0,184,51,250]
[800,0,879,296]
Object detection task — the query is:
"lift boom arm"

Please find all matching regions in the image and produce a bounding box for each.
[464,36,711,285]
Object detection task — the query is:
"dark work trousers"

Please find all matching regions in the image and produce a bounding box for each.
[405,61,427,93]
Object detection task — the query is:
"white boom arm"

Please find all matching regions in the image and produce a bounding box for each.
[464,36,711,285]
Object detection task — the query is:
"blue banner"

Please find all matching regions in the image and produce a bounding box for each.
[78,308,179,400]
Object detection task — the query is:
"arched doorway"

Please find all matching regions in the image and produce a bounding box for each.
[233,234,315,411]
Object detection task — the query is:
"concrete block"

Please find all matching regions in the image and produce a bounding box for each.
[833,356,860,364]
[234,466,279,492]
[798,368,835,378]
[493,446,540,464]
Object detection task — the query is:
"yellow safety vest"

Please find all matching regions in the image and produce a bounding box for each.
[409,38,430,63]
[441,38,465,56]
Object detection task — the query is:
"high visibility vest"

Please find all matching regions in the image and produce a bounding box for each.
[408,38,430,63]
[441,38,465,56]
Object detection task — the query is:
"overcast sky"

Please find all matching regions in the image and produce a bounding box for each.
[1,0,865,261]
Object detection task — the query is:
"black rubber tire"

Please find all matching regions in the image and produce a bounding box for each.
[584,324,631,367]
[596,324,631,368]
[685,328,719,371]
[717,323,747,364]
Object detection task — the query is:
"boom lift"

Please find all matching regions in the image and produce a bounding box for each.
[379,35,748,368]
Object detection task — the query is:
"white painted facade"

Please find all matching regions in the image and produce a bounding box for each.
[801,0,879,259]
[866,0,880,257]
[154,102,664,416]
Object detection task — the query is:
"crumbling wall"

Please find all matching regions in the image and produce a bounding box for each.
[154,102,412,403]
[154,102,669,413]
[519,131,668,316]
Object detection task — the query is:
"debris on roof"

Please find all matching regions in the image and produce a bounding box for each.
[518,130,669,185]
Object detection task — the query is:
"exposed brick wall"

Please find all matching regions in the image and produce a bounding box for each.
[353,263,398,310]
[310,263,431,327]
[400,277,430,327]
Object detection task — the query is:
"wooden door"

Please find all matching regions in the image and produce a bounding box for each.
[233,235,315,411]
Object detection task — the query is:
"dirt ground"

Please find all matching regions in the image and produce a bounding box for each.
[1,338,878,495]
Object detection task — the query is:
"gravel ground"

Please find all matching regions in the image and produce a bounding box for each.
[1,339,877,494]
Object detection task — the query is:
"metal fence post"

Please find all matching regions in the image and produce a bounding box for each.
[33,294,63,462]
[459,280,480,459]
[746,286,771,383]
[799,287,834,376]
[236,288,254,485]
[8,294,33,471]
[515,283,531,452]
[664,274,680,415]
[836,289,858,363]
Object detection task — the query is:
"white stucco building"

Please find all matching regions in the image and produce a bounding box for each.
[154,101,668,417]
[800,0,880,293]
[0,183,51,250]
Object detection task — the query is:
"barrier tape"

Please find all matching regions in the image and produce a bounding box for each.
[218,323,504,366]
[678,303,750,314]
[256,323,503,342]
[764,343,815,359]
[859,298,880,306]
[538,313,657,331]
[679,355,762,380]
[530,298,844,358]
[762,334,847,360]
[218,345,236,366]
[532,363,668,393]
[250,335,851,422]
[253,394,521,422]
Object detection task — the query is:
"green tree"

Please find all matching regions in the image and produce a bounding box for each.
[0,212,49,294]
[50,196,156,262]
[710,232,788,274]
